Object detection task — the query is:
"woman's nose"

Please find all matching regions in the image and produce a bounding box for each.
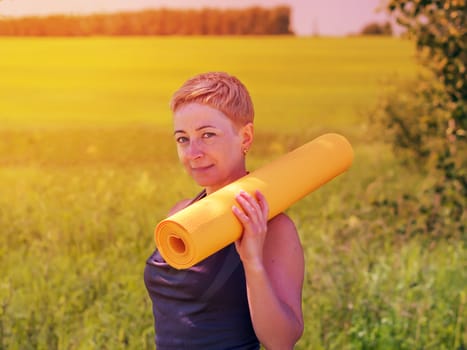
[185,140,204,160]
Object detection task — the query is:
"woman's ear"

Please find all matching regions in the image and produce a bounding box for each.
[240,122,254,153]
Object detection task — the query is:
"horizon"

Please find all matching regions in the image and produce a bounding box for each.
[0,0,392,36]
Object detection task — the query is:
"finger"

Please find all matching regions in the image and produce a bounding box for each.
[255,190,269,219]
[236,192,262,226]
[238,191,262,216]
[236,192,269,236]
[232,203,262,234]
[232,205,252,226]
[255,191,269,233]
[242,190,268,230]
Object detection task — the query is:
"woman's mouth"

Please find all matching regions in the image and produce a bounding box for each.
[191,164,214,172]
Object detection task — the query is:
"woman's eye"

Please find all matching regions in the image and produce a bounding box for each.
[202,132,216,139]
[176,136,189,144]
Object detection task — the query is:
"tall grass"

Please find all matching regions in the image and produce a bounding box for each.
[0,37,464,349]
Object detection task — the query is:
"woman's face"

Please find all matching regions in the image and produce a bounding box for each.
[173,103,251,193]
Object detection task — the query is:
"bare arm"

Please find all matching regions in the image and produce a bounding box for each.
[233,191,304,349]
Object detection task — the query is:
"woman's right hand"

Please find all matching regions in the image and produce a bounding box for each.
[232,190,269,268]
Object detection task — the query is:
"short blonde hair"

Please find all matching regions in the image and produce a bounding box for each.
[170,72,254,127]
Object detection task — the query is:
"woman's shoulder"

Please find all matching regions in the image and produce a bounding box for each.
[265,213,303,261]
[168,199,192,216]
[168,189,207,215]
[268,213,298,235]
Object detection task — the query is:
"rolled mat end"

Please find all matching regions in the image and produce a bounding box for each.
[155,220,196,270]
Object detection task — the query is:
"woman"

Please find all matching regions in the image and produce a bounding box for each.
[144,72,304,349]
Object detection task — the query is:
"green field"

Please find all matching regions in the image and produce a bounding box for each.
[0,37,464,349]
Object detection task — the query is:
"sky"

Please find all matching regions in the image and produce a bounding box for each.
[0,0,391,36]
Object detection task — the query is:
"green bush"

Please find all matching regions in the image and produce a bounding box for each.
[372,0,467,239]
[369,72,465,239]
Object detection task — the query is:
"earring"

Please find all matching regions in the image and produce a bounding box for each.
[243,148,248,155]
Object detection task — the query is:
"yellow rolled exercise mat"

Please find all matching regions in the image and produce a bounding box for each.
[155,133,354,269]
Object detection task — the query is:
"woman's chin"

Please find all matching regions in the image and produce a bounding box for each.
[191,174,226,191]
[191,174,215,187]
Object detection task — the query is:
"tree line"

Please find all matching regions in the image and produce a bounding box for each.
[0,6,293,36]
[359,21,392,36]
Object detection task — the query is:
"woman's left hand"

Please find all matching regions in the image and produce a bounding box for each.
[232,190,269,267]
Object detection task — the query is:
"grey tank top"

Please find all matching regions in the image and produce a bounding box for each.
[144,190,260,349]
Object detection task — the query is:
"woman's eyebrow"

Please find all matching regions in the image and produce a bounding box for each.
[174,125,216,135]
[196,125,216,131]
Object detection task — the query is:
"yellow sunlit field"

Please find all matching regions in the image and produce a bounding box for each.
[0,37,416,130]
[1,37,464,349]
